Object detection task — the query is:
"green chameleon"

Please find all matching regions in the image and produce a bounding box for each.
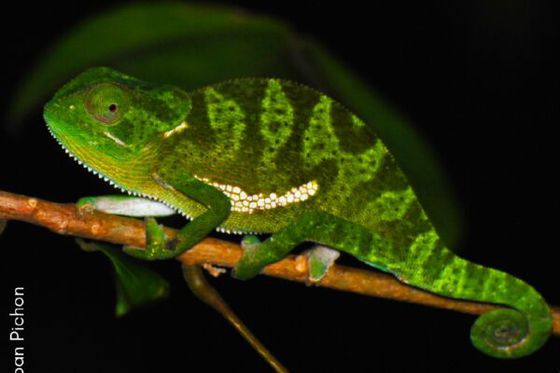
[43,67,551,360]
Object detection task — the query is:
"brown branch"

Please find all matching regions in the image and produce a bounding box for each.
[1,189,558,336]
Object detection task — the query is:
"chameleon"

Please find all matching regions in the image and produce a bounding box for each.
[43,67,552,359]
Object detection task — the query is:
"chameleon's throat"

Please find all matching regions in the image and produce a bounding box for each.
[44,124,193,221]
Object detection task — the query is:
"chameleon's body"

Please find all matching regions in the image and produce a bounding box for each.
[44,67,551,358]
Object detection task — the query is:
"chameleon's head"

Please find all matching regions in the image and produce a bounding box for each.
[43,67,190,175]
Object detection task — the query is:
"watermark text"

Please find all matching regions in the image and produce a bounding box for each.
[9,287,25,373]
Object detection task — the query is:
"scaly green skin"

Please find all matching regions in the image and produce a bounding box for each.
[44,67,552,358]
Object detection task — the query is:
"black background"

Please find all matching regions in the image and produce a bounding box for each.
[1,1,558,372]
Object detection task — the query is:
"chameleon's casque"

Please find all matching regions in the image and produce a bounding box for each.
[44,67,552,358]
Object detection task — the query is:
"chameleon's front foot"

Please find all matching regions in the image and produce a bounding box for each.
[232,235,266,280]
[124,217,182,260]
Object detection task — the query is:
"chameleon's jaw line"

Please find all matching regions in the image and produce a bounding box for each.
[46,123,132,192]
[45,110,141,196]
[44,121,194,222]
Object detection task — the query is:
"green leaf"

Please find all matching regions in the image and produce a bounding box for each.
[10,2,461,246]
[76,239,169,317]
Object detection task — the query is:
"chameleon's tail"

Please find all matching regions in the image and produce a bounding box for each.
[399,247,552,358]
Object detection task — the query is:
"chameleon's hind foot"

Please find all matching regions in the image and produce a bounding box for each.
[123,217,178,260]
[232,235,265,280]
[304,245,340,283]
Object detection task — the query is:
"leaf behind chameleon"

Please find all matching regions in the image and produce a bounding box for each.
[76,239,170,317]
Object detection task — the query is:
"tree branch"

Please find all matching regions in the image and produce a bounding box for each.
[1,190,558,336]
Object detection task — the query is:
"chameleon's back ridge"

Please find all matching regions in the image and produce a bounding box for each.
[43,67,552,358]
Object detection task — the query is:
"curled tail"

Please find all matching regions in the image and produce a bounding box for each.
[465,263,551,358]
[399,243,552,358]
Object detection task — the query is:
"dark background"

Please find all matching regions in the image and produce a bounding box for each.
[1,1,558,372]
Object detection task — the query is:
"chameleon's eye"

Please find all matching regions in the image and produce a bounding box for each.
[85,83,128,125]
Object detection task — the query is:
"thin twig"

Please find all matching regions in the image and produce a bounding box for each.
[0,190,558,336]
